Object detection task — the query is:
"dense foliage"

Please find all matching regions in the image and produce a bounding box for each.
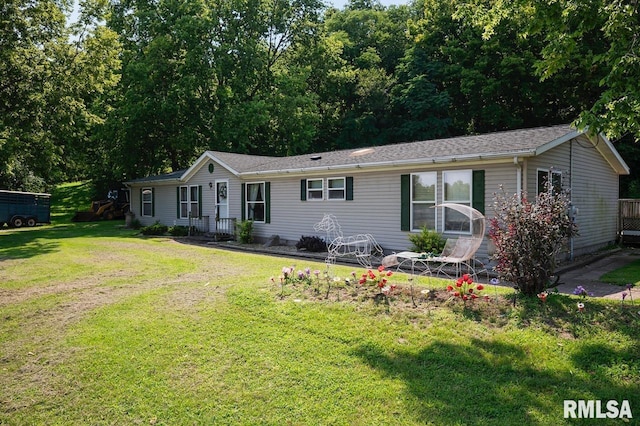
[488,183,579,295]
[2,0,638,195]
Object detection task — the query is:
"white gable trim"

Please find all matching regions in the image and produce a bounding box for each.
[181,152,241,182]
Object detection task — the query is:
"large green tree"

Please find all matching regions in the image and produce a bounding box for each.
[0,0,120,191]
[103,0,323,184]
[456,0,640,140]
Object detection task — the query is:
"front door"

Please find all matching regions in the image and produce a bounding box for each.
[215,180,228,219]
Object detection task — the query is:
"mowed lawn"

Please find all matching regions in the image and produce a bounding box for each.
[1,185,638,424]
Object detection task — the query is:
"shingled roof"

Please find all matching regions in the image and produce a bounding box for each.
[229,124,577,175]
[126,124,628,184]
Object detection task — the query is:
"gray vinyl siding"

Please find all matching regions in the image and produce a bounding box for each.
[128,160,242,229]
[570,137,620,255]
[525,135,619,257]
[251,162,520,260]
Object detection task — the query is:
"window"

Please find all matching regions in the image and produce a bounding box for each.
[411,172,437,230]
[307,179,323,200]
[327,177,345,200]
[142,188,153,217]
[180,185,200,218]
[443,170,472,233]
[537,169,562,194]
[246,182,265,222]
[190,186,199,217]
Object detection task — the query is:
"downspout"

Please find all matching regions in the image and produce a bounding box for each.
[569,139,574,261]
[514,156,522,199]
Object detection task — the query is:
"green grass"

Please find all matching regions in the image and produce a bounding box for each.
[600,258,640,286]
[1,183,638,425]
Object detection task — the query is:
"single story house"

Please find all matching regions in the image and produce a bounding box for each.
[125,124,630,261]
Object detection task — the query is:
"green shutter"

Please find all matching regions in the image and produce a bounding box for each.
[241,183,246,221]
[265,182,271,223]
[177,187,180,218]
[140,188,143,216]
[346,177,354,201]
[400,174,410,231]
[151,188,155,217]
[300,179,307,201]
[198,185,203,218]
[472,170,485,214]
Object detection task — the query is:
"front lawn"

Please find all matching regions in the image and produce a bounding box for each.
[1,214,638,424]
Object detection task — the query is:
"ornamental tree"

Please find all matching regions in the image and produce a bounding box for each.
[488,183,578,296]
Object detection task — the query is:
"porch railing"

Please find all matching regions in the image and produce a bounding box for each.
[188,214,210,236]
[619,199,640,242]
[214,217,237,241]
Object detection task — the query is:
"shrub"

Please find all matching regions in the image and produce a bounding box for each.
[408,227,445,254]
[130,218,142,230]
[488,184,578,296]
[140,221,168,236]
[237,220,254,244]
[168,225,190,236]
[296,235,327,252]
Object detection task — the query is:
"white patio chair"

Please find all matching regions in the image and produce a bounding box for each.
[426,203,486,279]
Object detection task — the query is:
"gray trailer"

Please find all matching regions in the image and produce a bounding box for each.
[0,190,51,228]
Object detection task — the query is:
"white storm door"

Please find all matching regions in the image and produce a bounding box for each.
[215,180,229,219]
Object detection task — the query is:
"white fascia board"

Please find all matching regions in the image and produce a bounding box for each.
[534,129,582,155]
[180,152,241,181]
[594,133,631,175]
[238,151,536,178]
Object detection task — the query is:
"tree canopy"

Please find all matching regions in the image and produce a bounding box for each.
[1,0,638,195]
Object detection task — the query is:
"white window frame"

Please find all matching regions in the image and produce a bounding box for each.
[411,172,437,231]
[142,188,153,217]
[179,185,199,219]
[442,170,472,234]
[246,181,266,223]
[537,168,562,194]
[306,178,324,201]
[327,177,346,200]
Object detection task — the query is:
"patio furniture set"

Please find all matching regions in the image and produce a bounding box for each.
[314,204,487,280]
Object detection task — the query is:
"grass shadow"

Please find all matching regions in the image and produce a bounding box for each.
[353,338,638,425]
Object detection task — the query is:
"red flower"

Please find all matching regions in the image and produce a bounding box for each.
[446,285,454,291]
[386,271,393,277]
[454,291,460,297]
[463,295,468,301]
[462,274,470,281]
[471,294,478,299]
[456,281,463,287]
[468,288,474,293]
[390,284,397,291]
[476,284,484,291]
[378,265,385,272]
[358,277,367,285]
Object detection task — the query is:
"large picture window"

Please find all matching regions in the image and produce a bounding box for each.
[443,170,472,233]
[142,188,153,217]
[246,182,265,222]
[411,172,437,230]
